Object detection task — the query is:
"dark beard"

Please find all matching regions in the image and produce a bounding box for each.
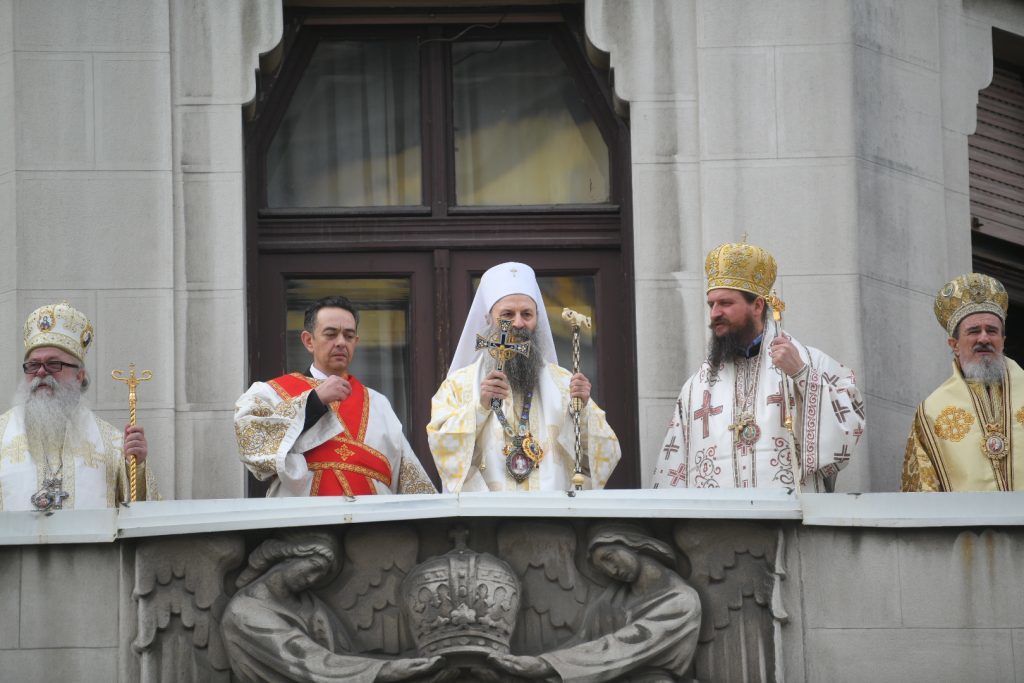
[483,324,543,395]
[708,314,758,373]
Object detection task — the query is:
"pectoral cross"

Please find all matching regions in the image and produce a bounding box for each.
[476,318,531,373]
[111,363,153,503]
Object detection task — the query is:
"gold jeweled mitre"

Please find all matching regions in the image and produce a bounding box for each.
[705,241,777,298]
[23,301,94,362]
[934,273,1008,336]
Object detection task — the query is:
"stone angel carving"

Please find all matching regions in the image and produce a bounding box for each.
[317,523,421,655]
[496,521,589,655]
[220,531,448,683]
[131,535,246,683]
[673,521,788,683]
[489,522,702,682]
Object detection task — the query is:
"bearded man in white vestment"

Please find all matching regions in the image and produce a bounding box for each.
[427,262,621,492]
[0,302,156,511]
[235,296,436,497]
[651,242,864,491]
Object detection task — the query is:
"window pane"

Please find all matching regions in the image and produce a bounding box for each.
[268,41,422,208]
[453,39,611,206]
[286,278,412,431]
[472,274,598,401]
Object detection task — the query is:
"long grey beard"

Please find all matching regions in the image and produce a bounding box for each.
[482,324,544,396]
[15,376,81,460]
[961,354,1005,385]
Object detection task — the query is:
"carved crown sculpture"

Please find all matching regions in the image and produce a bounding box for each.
[705,240,777,299]
[934,272,1008,336]
[401,528,520,660]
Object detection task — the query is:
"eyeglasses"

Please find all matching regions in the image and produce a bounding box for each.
[22,360,80,374]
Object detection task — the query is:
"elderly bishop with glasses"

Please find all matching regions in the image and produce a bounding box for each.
[0,302,157,511]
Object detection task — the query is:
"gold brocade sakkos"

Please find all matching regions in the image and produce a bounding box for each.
[903,358,1024,491]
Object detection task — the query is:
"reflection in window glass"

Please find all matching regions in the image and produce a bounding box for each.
[472,274,598,401]
[268,41,422,208]
[453,40,610,206]
[286,279,411,432]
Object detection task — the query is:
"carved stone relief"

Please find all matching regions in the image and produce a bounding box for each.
[130,520,786,682]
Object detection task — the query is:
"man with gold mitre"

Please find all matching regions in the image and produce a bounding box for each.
[0,302,157,510]
[651,241,864,491]
[902,273,1022,491]
[427,262,621,492]
[234,296,436,497]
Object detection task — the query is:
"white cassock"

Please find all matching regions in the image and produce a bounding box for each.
[234,369,436,496]
[651,330,864,491]
[427,356,621,492]
[0,405,158,510]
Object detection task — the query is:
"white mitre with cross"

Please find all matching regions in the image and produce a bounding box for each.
[448,262,558,376]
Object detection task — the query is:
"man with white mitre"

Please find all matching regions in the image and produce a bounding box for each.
[427,262,621,492]
[0,302,155,510]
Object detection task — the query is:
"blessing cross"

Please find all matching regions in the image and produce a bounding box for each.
[111,362,153,503]
[476,318,531,373]
[693,390,723,440]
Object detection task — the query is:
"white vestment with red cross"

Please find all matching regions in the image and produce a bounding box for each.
[651,331,864,491]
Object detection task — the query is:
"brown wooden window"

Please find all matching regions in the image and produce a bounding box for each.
[245,6,637,494]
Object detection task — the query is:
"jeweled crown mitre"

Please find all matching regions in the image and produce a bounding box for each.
[401,529,520,663]
[705,241,777,299]
[934,273,1008,336]
[23,301,94,362]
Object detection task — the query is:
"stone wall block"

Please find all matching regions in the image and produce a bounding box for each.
[698,0,852,48]
[15,53,93,169]
[799,528,901,628]
[185,411,245,499]
[0,0,12,55]
[939,10,993,136]
[0,291,15,393]
[180,290,245,408]
[859,277,950,408]
[1015,629,1024,682]
[631,164,697,275]
[178,106,244,173]
[13,0,169,52]
[855,160,949,294]
[94,289,175,408]
[808,627,1014,682]
[584,0,697,103]
[900,529,1024,627]
[863,394,916,492]
[853,47,943,183]
[631,101,698,164]
[20,545,119,647]
[0,548,19,648]
[853,0,939,70]
[94,54,172,170]
[182,174,244,289]
[944,189,973,275]
[172,0,283,104]
[0,52,13,175]
[776,44,856,157]
[635,278,700,399]
[17,173,173,289]
[0,648,117,682]
[0,175,13,291]
[942,128,971,196]
[699,48,776,158]
[701,160,858,274]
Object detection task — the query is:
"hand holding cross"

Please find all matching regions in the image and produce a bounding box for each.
[476,318,531,410]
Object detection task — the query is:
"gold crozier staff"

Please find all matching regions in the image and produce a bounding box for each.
[111,363,152,502]
[765,290,801,494]
[561,308,592,491]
